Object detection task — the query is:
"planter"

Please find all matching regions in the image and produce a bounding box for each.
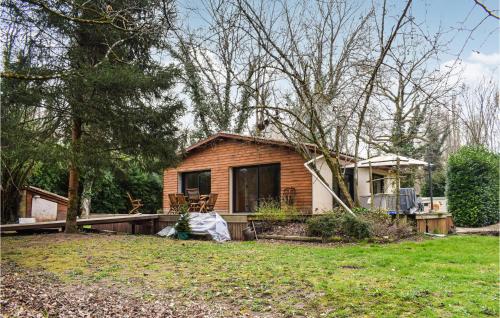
[177,231,190,240]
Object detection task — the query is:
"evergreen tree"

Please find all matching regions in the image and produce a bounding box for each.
[2,0,183,231]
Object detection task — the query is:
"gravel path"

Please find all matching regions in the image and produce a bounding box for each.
[456,223,499,235]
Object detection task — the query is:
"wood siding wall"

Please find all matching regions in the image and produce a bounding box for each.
[164,139,313,213]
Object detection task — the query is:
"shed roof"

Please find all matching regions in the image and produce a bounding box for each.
[26,186,68,203]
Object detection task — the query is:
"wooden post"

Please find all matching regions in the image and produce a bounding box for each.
[395,156,401,220]
[428,162,434,212]
[369,162,374,209]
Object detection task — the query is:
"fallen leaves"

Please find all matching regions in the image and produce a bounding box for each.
[0,262,233,318]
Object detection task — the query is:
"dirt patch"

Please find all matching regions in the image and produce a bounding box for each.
[261,222,307,236]
[0,261,242,318]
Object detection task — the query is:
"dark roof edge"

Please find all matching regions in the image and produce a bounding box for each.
[25,186,69,203]
[184,132,358,161]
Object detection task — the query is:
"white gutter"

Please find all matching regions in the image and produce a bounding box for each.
[304,155,356,217]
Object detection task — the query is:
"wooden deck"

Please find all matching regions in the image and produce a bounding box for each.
[0,214,159,233]
[1,213,250,240]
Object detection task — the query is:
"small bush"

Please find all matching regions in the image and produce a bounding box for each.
[306,212,342,238]
[447,146,499,227]
[352,207,370,215]
[341,214,372,239]
[254,200,302,222]
[174,204,191,234]
[370,220,414,239]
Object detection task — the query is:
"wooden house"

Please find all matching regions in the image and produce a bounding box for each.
[163,133,394,214]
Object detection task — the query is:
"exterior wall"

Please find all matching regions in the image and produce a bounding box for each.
[357,168,371,197]
[23,189,68,221]
[163,139,313,213]
[356,167,394,196]
[312,157,333,213]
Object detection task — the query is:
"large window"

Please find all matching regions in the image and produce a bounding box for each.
[181,170,211,195]
[233,164,280,213]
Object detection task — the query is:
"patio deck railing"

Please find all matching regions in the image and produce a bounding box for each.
[359,194,398,211]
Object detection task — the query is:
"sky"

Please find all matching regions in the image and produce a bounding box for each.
[179,0,499,85]
[410,0,499,85]
[174,0,499,132]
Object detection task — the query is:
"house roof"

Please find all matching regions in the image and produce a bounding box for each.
[184,132,357,161]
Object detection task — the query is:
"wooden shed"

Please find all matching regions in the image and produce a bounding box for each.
[18,186,68,222]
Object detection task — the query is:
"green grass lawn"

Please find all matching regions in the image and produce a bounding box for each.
[2,234,498,317]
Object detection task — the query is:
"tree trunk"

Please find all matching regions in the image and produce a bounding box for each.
[395,156,401,220]
[323,153,355,209]
[1,187,21,224]
[65,117,82,233]
[1,161,35,224]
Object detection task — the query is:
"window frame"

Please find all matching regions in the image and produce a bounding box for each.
[181,170,211,195]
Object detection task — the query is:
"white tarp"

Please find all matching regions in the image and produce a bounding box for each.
[158,212,231,242]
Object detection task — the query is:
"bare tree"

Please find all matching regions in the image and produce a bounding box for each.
[457,77,499,151]
[171,0,274,138]
[236,0,413,209]
[362,28,454,159]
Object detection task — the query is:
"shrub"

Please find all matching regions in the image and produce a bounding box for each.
[447,146,499,227]
[370,220,414,240]
[306,212,342,238]
[254,200,302,222]
[174,204,191,234]
[355,209,414,240]
[352,207,370,215]
[341,214,372,239]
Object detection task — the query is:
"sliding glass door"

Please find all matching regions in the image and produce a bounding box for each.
[233,164,280,213]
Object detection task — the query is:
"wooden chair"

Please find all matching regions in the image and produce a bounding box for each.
[176,193,188,212]
[205,193,218,212]
[127,192,143,214]
[186,188,201,212]
[168,193,179,214]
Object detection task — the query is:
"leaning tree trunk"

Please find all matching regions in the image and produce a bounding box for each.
[323,152,355,209]
[65,117,82,233]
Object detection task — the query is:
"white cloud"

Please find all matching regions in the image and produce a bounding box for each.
[441,51,499,86]
[468,52,500,65]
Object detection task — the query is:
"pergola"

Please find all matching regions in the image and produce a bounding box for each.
[346,154,433,212]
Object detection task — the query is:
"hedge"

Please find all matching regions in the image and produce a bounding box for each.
[447,146,499,227]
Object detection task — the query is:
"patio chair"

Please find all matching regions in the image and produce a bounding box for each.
[176,193,188,212]
[186,188,201,212]
[127,192,143,214]
[168,193,179,214]
[205,193,218,212]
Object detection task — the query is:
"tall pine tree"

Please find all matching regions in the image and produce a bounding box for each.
[2,0,183,231]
